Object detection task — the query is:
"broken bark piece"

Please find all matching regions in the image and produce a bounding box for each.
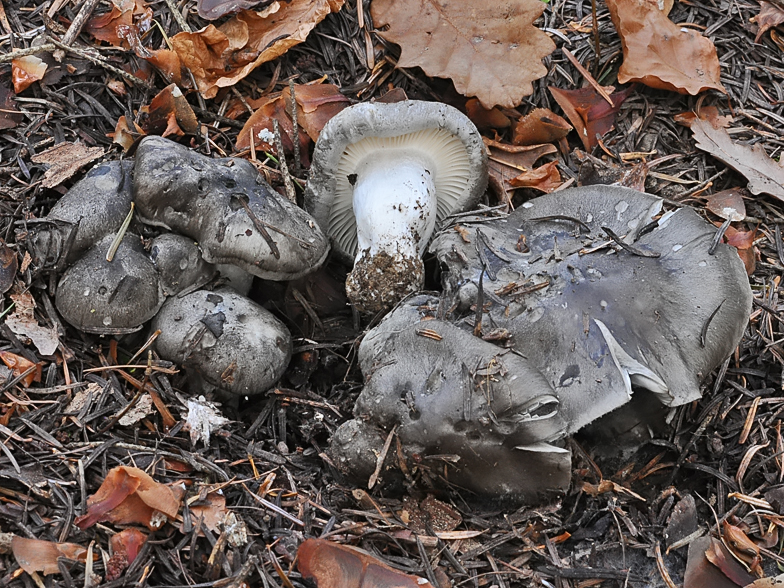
[431,186,752,434]
[133,136,329,281]
[152,288,292,396]
[329,295,571,503]
[55,233,165,335]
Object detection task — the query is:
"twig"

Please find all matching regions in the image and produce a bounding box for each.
[52,0,102,62]
[601,226,661,258]
[0,44,56,64]
[272,119,297,203]
[162,0,192,33]
[288,80,301,172]
[368,425,397,489]
[562,47,613,106]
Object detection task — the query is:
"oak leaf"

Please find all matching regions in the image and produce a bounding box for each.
[605,0,724,94]
[752,1,784,42]
[170,0,344,99]
[371,0,555,109]
[484,138,558,203]
[683,115,784,202]
[297,538,435,588]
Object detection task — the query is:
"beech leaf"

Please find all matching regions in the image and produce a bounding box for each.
[297,538,435,588]
[170,0,344,99]
[11,537,88,576]
[605,0,725,94]
[513,108,572,146]
[685,116,784,202]
[371,0,555,109]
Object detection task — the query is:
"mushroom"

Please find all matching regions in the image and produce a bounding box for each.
[304,100,488,313]
[431,185,752,434]
[133,136,329,281]
[28,160,134,267]
[149,233,215,296]
[329,294,571,502]
[55,233,165,334]
[151,288,291,397]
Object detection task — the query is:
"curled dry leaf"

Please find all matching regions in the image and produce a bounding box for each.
[5,292,59,356]
[182,491,228,534]
[282,83,350,141]
[684,536,742,588]
[508,160,563,193]
[106,528,147,582]
[144,49,183,86]
[11,56,47,93]
[75,466,183,531]
[138,83,199,137]
[0,238,17,293]
[0,350,40,387]
[465,98,511,130]
[752,1,784,42]
[31,141,104,189]
[704,535,757,585]
[11,537,88,576]
[723,224,758,275]
[170,0,344,99]
[86,0,152,48]
[605,0,725,94]
[198,0,275,20]
[235,94,308,159]
[513,108,572,146]
[683,115,784,202]
[371,0,555,109]
[484,138,558,203]
[549,85,634,150]
[108,116,143,151]
[673,105,732,129]
[297,538,436,588]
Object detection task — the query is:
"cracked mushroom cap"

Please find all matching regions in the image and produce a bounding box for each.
[151,288,291,396]
[431,185,753,434]
[55,233,165,334]
[133,136,329,281]
[303,100,488,261]
[329,295,571,502]
[29,160,134,266]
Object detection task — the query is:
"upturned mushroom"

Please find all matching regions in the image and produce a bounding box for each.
[151,288,291,397]
[304,100,488,313]
[329,186,752,502]
[133,136,329,281]
[27,160,134,267]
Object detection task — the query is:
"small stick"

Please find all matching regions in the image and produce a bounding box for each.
[562,47,613,107]
[368,425,397,489]
[272,119,297,203]
[288,80,301,172]
[237,197,280,259]
[0,44,56,64]
[52,0,102,62]
[162,0,192,33]
[591,0,601,78]
[46,36,152,89]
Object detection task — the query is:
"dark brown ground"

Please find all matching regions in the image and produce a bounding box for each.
[0,0,783,586]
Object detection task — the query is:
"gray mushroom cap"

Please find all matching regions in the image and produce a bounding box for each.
[151,288,292,396]
[304,100,488,261]
[133,136,329,281]
[150,233,215,296]
[431,185,753,433]
[55,233,165,334]
[329,294,571,502]
[28,160,134,266]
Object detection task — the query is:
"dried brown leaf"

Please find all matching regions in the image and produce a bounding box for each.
[0,84,22,130]
[85,0,152,48]
[687,117,784,201]
[484,139,558,203]
[170,0,344,99]
[182,492,228,534]
[753,1,784,42]
[139,83,199,137]
[508,160,563,192]
[371,0,555,109]
[108,116,144,151]
[106,529,146,581]
[0,350,40,387]
[674,106,732,129]
[549,85,634,150]
[74,466,183,531]
[723,224,758,275]
[297,538,436,588]
[704,536,756,586]
[235,94,308,158]
[684,537,739,588]
[31,142,104,188]
[5,292,59,356]
[705,188,746,221]
[605,0,724,94]
[465,98,511,130]
[144,49,183,86]
[513,108,572,146]
[747,575,784,587]
[282,83,350,141]
[12,56,47,93]
[11,537,88,576]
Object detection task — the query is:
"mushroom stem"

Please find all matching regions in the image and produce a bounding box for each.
[347,151,438,313]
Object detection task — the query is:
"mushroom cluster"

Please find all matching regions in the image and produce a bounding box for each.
[304,100,487,314]
[328,185,752,503]
[32,137,329,396]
